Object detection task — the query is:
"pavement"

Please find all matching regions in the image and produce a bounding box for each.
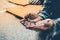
[0,0,42,40]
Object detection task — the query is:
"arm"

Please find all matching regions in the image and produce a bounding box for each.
[50,18,60,40]
[29,0,53,22]
[38,0,53,19]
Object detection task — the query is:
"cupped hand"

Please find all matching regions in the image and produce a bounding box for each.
[22,19,54,30]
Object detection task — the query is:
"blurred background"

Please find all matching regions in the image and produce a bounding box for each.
[0,0,43,40]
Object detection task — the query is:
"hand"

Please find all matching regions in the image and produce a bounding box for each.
[43,19,54,28]
[25,13,43,22]
[20,19,32,28]
[26,20,48,30]
[20,19,36,28]
[32,19,54,30]
[30,16,43,23]
[24,19,54,30]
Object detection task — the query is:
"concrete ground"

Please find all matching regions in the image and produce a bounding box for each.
[0,0,42,40]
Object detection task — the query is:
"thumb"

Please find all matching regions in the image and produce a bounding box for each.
[30,16,42,23]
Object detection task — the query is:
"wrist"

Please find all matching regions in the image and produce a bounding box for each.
[46,19,54,29]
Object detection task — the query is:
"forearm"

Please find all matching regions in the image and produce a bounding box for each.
[38,0,53,19]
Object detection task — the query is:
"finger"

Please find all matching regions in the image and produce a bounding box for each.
[30,23,36,27]
[30,16,42,23]
[30,19,38,23]
[20,19,25,22]
[25,22,31,28]
[20,19,26,24]
[24,21,31,28]
[31,23,48,30]
[20,19,24,22]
